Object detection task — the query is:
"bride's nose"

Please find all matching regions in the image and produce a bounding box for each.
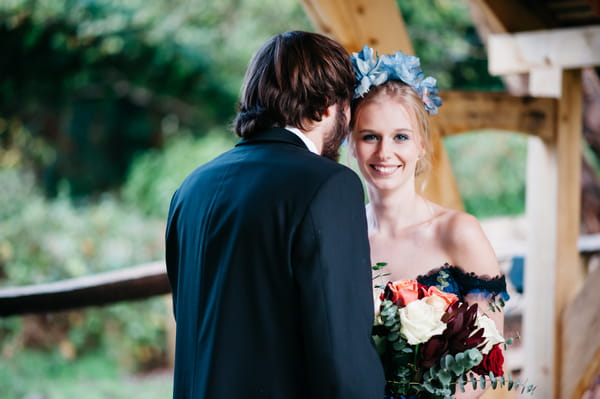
[376,139,393,160]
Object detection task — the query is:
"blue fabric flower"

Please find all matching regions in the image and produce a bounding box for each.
[350,45,442,115]
[351,45,389,99]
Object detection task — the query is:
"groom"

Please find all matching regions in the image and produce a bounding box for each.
[165,31,385,398]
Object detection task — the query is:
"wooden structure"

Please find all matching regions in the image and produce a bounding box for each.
[299,1,600,399]
[1,1,600,398]
[0,262,168,317]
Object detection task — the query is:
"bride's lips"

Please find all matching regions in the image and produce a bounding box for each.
[370,164,401,176]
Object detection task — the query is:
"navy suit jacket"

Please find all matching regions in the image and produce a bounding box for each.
[166,128,385,398]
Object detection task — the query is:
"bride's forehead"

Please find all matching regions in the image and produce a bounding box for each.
[355,101,414,126]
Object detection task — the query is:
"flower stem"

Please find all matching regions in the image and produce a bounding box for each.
[413,344,422,382]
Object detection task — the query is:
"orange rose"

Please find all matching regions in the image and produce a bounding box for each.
[425,286,459,310]
[382,279,421,307]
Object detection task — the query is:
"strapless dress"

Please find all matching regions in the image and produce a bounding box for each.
[415,263,510,303]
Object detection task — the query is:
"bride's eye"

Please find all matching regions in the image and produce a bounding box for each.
[394,133,409,142]
[361,134,378,142]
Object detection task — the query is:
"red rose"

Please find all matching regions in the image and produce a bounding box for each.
[472,343,504,376]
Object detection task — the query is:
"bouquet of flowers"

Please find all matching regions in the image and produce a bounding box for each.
[372,269,532,398]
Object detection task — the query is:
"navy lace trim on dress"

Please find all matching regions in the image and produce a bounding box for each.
[416,263,510,303]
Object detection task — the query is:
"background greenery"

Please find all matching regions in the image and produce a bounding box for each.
[0,0,530,397]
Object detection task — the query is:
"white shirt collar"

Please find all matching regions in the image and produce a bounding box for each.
[284,126,319,155]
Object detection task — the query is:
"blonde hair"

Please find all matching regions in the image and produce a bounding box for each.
[350,80,432,177]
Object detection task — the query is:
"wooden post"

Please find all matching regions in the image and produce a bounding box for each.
[561,266,600,399]
[554,69,585,399]
[524,69,584,399]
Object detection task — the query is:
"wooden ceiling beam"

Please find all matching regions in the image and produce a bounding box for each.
[489,25,600,76]
[432,90,557,140]
[469,0,551,32]
[299,0,413,55]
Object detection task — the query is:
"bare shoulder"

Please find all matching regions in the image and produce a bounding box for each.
[445,211,486,240]
[435,208,500,276]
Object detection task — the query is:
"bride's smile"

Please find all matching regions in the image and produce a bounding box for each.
[371,163,402,175]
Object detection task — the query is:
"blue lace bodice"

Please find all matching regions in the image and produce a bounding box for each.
[416,263,510,303]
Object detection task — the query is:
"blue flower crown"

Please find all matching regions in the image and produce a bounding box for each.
[350,45,442,115]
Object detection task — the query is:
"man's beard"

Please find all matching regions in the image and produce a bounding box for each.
[321,106,349,161]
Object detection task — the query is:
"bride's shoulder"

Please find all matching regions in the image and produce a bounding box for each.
[431,206,499,275]
[432,206,484,240]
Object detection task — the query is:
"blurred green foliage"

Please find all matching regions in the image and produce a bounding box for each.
[0,169,164,285]
[445,131,528,218]
[123,129,236,218]
[0,348,172,399]
[0,0,310,197]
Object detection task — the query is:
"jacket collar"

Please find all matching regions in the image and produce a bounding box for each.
[235,128,310,151]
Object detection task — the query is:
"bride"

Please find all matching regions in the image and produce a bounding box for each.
[349,46,509,398]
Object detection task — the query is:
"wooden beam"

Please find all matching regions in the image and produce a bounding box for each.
[530,67,563,98]
[562,266,600,399]
[524,69,584,399]
[299,0,413,54]
[471,0,553,32]
[0,262,170,317]
[489,26,600,76]
[432,90,557,140]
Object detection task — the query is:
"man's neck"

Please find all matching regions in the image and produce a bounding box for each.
[284,126,320,154]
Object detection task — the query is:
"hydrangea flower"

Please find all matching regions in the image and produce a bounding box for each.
[350,45,442,115]
[351,45,389,99]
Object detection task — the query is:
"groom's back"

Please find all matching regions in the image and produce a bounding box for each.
[166,129,358,398]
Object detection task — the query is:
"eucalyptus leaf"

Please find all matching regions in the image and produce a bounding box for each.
[458,374,466,392]
[438,369,452,386]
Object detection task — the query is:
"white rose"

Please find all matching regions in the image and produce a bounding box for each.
[399,299,447,345]
[475,314,505,354]
[423,294,449,313]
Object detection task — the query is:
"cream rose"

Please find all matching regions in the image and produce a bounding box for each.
[422,294,450,314]
[475,314,505,354]
[399,299,447,345]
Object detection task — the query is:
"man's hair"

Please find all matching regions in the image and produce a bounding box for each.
[234,31,355,138]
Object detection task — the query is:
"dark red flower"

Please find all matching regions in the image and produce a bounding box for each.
[472,343,504,376]
[419,301,485,368]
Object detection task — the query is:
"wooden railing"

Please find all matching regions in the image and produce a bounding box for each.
[0,261,170,317]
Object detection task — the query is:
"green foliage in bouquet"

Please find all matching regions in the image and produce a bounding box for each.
[377,299,483,398]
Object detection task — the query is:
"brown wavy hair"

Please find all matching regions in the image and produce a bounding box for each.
[234,31,355,138]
